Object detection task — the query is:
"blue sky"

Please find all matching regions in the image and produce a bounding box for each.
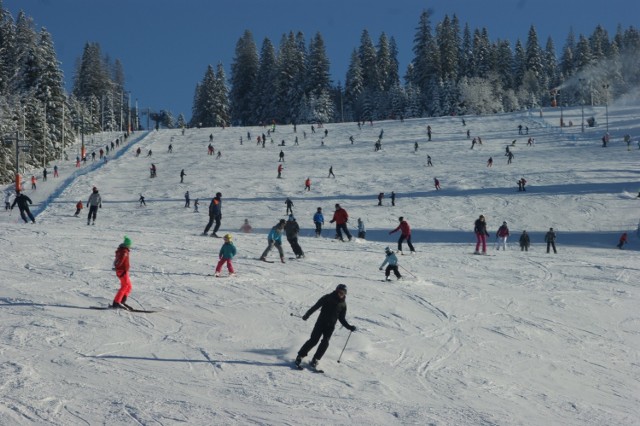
[4,0,638,119]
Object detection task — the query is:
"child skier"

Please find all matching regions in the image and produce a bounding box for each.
[239,218,252,233]
[74,200,83,217]
[215,234,236,277]
[617,232,628,249]
[357,218,366,239]
[495,221,510,250]
[379,247,402,281]
[313,207,324,237]
[295,284,356,370]
[112,236,133,309]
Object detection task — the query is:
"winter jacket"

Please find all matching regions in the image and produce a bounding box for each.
[390,220,411,236]
[219,242,237,259]
[519,232,530,247]
[496,225,510,238]
[76,201,83,210]
[358,220,366,233]
[284,220,300,238]
[331,208,349,225]
[114,245,130,277]
[267,225,284,243]
[313,212,324,224]
[303,291,352,329]
[544,231,557,243]
[87,192,102,207]
[380,252,399,268]
[209,197,221,218]
[11,193,33,210]
[474,219,489,235]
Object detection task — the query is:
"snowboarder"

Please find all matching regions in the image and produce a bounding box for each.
[203,192,222,237]
[185,191,190,208]
[390,191,396,206]
[357,218,366,239]
[285,215,305,258]
[519,230,530,251]
[378,192,384,206]
[180,169,186,183]
[295,284,356,370]
[11,190,35,223]
[390,216,415,254]
[139,194,146,207]
[215,234,236,277]
[434,178,441,190]
[380,247,402,281]
[313,207,324,237]
[545,227,558,254]
[474,214,489,254]
[328,166,335,178]
[239,219,252,233]
[495,221,510,250]
[330,204,352,242]
[260,219,287,263]
[86,186,102,225]
[285,197,294,215]
[111,236,133,309]
[304,177,311,191]
[617,232,628,249]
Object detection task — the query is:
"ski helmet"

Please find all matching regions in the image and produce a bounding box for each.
[223,234,232,241]
[385,246,392,253]
[335,284,347,294]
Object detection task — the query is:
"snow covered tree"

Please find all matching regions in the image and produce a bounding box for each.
[253,37,278,124]
[229,30,258,125]
[344,49,364,121]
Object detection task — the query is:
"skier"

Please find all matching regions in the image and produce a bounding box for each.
[617,232,628,249]
[216,151,222,159]
[260,219,287,263]
[139,194,146,207]
[378,192,384,206]
[506,151,514,164]
[11,190,35,223]
[279,150,285,162]
[414,141,419,153]
[487,157,493,167]
[328,166,335,178]
[150,163,157,178]
[285,215,305,258]
[426,155,433,166]
[519,230,530,251]
[277,164,283,179]
[390,191,396,206]
[31,175,37,190]
[390,216,415,254]
[495,221,510,250]
[304,177,311,191]
[86,186,102,225]
[180,169,186,183]
[135,147,141,157]
[239,219,253,233]
[53,165,59,178]
[295,284,356,370]
[379,247,402,281]
[146,149,152,157]
[203,192,222,237]
[357,218,366,239]
[194,198,199,212]
[313,207,324,237]
[285,197,294,215]
[185,191,190,208]
[168,144,173,153]
[43,168,47,182]
[474,214,489,254]
[330,204,352,241]
[4,191,14,210]
[214,234,236,277]
[545,227,558,254]
[434,178,441,190]
[471,138,476,149]
[427,125,432,141]
[518,124,523,135]
[111,236,133,309]
[520,177,527,191]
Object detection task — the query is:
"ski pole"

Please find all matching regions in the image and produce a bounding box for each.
[399,264,416,278]
[290,313,303,319]
[337,331,352,363]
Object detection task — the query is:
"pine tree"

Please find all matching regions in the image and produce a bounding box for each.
[229,30,258,125]
[344,49,364,121]
[253,37,278,124]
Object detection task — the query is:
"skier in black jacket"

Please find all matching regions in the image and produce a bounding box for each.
[11,190,35,223]
[296,284,356,369]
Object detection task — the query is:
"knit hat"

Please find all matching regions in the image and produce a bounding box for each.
[288,215,295,221]
[123,235,132,248]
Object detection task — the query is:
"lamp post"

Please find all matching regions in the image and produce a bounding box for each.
[602,83,610,133]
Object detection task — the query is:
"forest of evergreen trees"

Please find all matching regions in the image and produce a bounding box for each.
[1,2,639,183]
[191,11,640,127]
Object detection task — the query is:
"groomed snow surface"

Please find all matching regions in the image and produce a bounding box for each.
[1,104,639,425]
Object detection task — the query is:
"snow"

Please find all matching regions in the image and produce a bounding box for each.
[1,103,639,425]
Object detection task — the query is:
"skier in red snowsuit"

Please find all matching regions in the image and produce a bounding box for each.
[112,236,133,308]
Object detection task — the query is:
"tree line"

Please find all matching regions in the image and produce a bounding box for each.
[191,11,640,126]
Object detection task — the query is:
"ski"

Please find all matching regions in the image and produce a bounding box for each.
[89,306,159,313]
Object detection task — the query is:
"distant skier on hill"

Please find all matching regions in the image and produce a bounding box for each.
[330,204,352,242]
[519,230,530,251]
[357,218,366,239]
[474,214,489,255]
[378,192,384,206]
[545,228,558,254]
[239,219,252,233]
[389,216,415,254]
[295,284,356,370]
[180,169,186,183]
[304,177,311,191]
[313,207,324,237]
[86,186,102,226]
[185,191,190,208]
[285,197,294,215]
[495,221,510,250]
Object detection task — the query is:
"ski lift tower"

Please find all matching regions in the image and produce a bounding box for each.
[2,131,32,191]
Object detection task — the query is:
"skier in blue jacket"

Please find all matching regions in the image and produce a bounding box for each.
[379,247,402,281]
[313,207,324,237]
[260,219,286,263]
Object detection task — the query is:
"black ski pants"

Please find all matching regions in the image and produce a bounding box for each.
[87,205,98,223]
[336,223,352,241]
[287,237,304,257]
[19,207,35,223]
[397,234,415,252]
[298,323,335,361]
[546,241,557,253]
